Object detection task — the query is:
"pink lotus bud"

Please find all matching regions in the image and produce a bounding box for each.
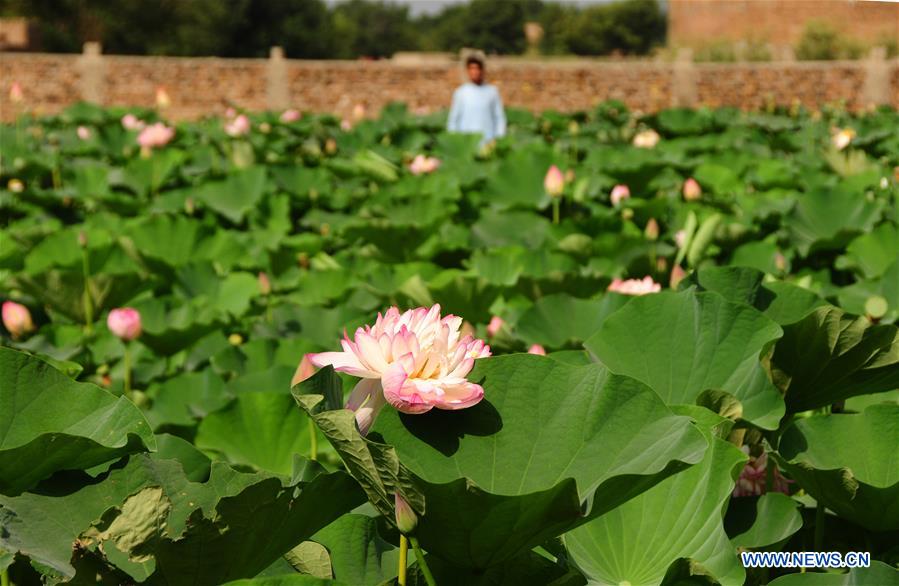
[394,493,418,534]
[408,154,441,175]
[258,272,271,295]
[528,344,546,355]
[607,276,662,296]
[107,308,142,341]
[9,82,23,104]
[121,114,145,131]
[674,229,687,249]
[77,126,91,140]
[487,316,505,337]
[224,114,251,137]
[225,107,237,119]
[774,252,787,273]
[8,179,24,193]
[155,86,171,109]
[340,119,352,132]
[352,103,366,121]
[644,218,659,241]
[78,231,88,248]
[670,264,687,289]
[632,129,660,148]
[291,354,317,387]
[682,178,702,201]
[544,165,565,197]
[137,123,175,149]
[2,301,35,339]
[280,109,301,123]
[610,184,630,207]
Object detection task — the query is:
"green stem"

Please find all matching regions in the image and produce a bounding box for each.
[398,534,408,586]
[814,503,826,551]
[81,248,93,335]
[123,343,133,400]
[552,198,560,225]
[765,456,775,493]
[308,419,318,461]
[649,244,657,276]
[410,536,437,586]
[1,567,9,586]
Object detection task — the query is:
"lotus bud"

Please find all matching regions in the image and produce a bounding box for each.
[155,86,171,109]
[610,184,630,207]
[487,316,505,337]
[564,169,576,183]
[645,218,659,241]
[185,197,195,215]
[77,126,91,140]
[8,179,24,193]
[682,178,702,201]
[2,301,35,339]
[9,81,23,104]
[632,129,660,148]
[107,308,142,341]
[228,333,244,346]
[224,114,251,137]
[656,257,668,272]
[259,122,271,134]
[297,252,310,269]
[394,493,418,535]
[291,354,317,387]
[101,374,112,388]
[674,229,687,249]
[774,252,787,273]
[352,103,366,121]
[568,120,579,135]
[528,344,546,355]
[880,177,889,190]
[544,165,565,198]
[621,208,634,220]
[670,265,687,289]
[340,119,352,132]
[280,109,301,123]
[78,231,88,248]
[258,272,271,296]
[325,138,337,155]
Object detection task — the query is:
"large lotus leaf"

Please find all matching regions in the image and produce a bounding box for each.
[515,293,630,348]
[837,223,899,279]
[775,404,899,532]
[128,215,247,271]
[132,296,225,356]
[196,166,268,223]
[767,561,899,586]
[145,369,232,429]
[584,290,785,429]
[771,306,899,413]
[0,454,364,584]
[120,148,186,197]
[563,406,748,586]
[480,145,556,209]
[295,357,707,569]
[0,347,155,496]
[788,186,883,256]
[307,514,400,586]
[174,263,259,317]
[727,493,803,550]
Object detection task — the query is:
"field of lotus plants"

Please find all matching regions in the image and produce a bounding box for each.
[1,94,898,586]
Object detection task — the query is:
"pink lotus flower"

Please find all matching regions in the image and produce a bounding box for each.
[9,82,23,104]
[633,129,660,148]
[486,316,505,337]
[121,114,145,131]
[544,165,565,197]
[610,184,630,206]
[77,126,92,140]
[528,344,546,355]
[607,276,662,296]
[2,301,34,339]
[683,178,702,201]
[309,305,491,434]
[291,353,317,387]
[733,446,792,497]
[137,123,175,149]
[225,114,251,137]
[107,308,142,341]
[156,86,171,109]
[409,154,441,175]
[280,109,301,123]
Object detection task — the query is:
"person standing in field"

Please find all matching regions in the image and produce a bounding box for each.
[447,55,506,145]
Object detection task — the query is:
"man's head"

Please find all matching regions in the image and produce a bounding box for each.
[465,56,484,85]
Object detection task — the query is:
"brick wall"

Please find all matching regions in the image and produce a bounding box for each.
[1,50,897,121]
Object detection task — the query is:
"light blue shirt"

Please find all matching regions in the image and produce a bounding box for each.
[447,83,507,144]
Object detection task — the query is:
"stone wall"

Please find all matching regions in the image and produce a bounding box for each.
[1,48,897,121]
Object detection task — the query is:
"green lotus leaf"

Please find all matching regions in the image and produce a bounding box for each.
[515,293,630,348]
[788,186,883,256]
[767,561,899,585]
[728,493,803,550]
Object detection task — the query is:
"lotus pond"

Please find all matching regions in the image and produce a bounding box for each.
[1,101,898,586]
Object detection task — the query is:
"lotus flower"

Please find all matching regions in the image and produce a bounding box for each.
[77,126,91,140]
[633,129,660,148]
[607,276,662,296]
[291,353,316,387]
[352,103,366,121]
[8,179,24,193]
[121,114,145,131]
[409,154,441,175]
[156,86,171,109]
[528,344,546,355]
[2,301,34,339]
[394,493,418,534]
[610,184,630,206]
[9,81,23,104]
[137,123,175,149]
[670,265,687,289]
[486,316,505,337]
[832,128,855,151]
[107,308,142,341]
[682,178,702,201]
[258,272,271,295]
[225,114,251,137]
[280,109,301,123]
[645,218,660,241]
[544,165,565,197]
[733,446,792,497]
[309,305,491,434]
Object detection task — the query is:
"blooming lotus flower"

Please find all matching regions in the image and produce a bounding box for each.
[633,129,660,148]
[682,178,702,201]
[733,446,792,497]
[2,301,34,339]
[309,305,491,434]
[9,82,23,104]
[608,276,662,296]
[528,344,546,355]
[137,122,175,149]
[409,154,441,175]
[107,308,142,341]
[280,109,301,123]
[291,353,317,387]
[486,316,505,337]
[832,128,855,151]
[225,114,251,137]
[156,86,171,109]
[610,184,630,206]
[121,113,145,131]
[77,126,91,140]
[544,165,565,197]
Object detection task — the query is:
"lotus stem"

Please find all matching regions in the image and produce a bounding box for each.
[1,568,9,586]
[552,199,560,225]
[123,343,133,400]
[398,534,408,586]
[81,248,93,335]
[308,419,317,461]
[814,503,826,551]
[411,536,437,586]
